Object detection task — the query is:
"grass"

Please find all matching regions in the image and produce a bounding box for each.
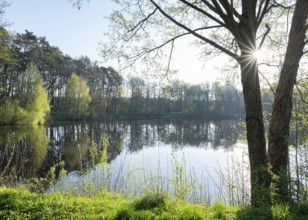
[1,187,308,220]
[0,186,126,219]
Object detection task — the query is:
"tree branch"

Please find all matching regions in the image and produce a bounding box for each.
[256,0,265,22]
[123,8,158,42]
[127,8,157,34]
[120,26,222,70]
[219,0,245,23]
[259,70,275,95]
[201,0,219,14]
[256,0,271,27]
[272,1,296,10]
[71,0,89,9]
[217,0,244,38]
[211,0,229,23]
[257,23,271,50]
[179,0,226,27]
[164,40,175,82]
[258,62,280,69]
[150,0,240,61]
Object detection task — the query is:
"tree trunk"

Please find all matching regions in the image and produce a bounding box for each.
[268,0,308,201]
[236,2,271,206]
[240,55,271,206]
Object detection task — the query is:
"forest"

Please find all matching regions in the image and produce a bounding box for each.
[0,28,247,124]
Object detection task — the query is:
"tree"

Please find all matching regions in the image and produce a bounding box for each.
[100,0,308,205]
[0,62,50,125]
[26,81,50,125]
[70,0,89,9]
[0,27,15,98]
[127,76,145,113]
[62,72,92,118]
[268,0,308,200]
[20,62,50,125]
[0,0,9,27]
[101,67,123,113]
[0,27,121,119]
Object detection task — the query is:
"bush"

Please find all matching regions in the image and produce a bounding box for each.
[134,192,169,210]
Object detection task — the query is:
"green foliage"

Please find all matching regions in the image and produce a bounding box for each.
[134,192,170,210]
[209,202,237,220]
[89,138,99,167]
[0,27,15,66]
[0,86,50,125]
[0,27,125,119]
[0,62,50,125]
[0,99,27,124]
[171,150,190,201]
[100,136,109,165]
[62,72,92,119]
[24,81,50,125]
[235,203,307,220]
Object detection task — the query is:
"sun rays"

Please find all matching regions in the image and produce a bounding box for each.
[253,49,263,60]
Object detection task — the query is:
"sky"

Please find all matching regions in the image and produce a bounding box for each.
[5,0,224,84]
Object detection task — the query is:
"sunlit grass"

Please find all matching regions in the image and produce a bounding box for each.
[0,187,240,219]
[0,186,126,219]
[1,187,308,219]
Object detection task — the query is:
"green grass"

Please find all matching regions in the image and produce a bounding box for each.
[1,187,308,220]
[0,187,126,219]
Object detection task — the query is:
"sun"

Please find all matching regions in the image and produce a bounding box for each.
[253,49,263,60]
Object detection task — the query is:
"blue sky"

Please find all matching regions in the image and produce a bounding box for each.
[5,0,222,83]
[6,0,114,61]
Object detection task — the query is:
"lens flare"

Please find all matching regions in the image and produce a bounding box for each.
[253,50,263,60]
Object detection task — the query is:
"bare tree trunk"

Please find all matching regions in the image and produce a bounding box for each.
[236,2,271,205]
[268,0,308,201]
[240,55,270,206]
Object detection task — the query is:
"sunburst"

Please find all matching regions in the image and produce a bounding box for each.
[253,49,264,60]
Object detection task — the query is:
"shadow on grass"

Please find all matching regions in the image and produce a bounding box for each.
[235,206,273,220]
[235,203,308,220]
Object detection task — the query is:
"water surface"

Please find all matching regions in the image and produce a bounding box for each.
[0,119,249,204]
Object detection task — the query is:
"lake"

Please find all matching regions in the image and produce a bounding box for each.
[0,119,250,204]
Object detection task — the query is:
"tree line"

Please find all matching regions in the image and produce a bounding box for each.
[0,28,246,124]
[120,78,244,117]
[0,28,123,123]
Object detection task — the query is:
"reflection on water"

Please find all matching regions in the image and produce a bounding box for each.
[0,125,48,178]
[1,120,242,179]
[0,119,249,203]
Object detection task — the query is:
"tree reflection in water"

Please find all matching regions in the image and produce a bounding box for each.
[0,119,243,186]
[0,125,48,179]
